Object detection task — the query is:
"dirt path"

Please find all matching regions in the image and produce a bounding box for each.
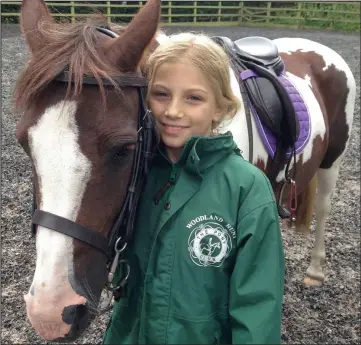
[1,24,360,344]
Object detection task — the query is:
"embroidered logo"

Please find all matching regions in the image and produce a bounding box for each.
[187,215,235,267]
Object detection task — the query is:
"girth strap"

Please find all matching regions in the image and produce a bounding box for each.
[32,209,109,256]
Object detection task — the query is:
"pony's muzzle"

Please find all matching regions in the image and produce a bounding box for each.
[24,290,88,341]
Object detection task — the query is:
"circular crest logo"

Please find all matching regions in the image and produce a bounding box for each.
[188,222,232,267]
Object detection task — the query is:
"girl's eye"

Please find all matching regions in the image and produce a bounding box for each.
[153,91,168,98]
[188,95,203,102]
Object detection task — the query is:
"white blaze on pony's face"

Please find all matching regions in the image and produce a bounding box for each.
[23,100,91,340]
[25,100,91,303]
[28,101,91,222]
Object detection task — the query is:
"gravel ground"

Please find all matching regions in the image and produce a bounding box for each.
[1,24,360,344]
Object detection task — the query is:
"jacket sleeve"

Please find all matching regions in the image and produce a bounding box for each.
[229,180,285,344]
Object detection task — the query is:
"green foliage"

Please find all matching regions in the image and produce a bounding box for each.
[1,1,360,32]
[299,2,360,32]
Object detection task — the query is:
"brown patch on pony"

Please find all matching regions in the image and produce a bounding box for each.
[294,174,317,233]
[255,158,266,171]
[14,13,162,113]
[315,65,351,169]
[14,14,125,112]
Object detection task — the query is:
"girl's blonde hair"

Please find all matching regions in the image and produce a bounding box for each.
[146,32,241,132]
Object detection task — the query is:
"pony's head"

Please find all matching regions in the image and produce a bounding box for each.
[14,0,160,341]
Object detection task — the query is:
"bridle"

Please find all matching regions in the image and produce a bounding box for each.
[30,26,157,300]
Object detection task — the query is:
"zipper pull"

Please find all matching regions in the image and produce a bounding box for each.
[153,166,177,205]
[169,167,177,184]
[153,182,172,205]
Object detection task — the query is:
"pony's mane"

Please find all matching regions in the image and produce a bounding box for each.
[14,14,155,111]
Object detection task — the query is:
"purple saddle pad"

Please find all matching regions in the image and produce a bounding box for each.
[240,70,311,159]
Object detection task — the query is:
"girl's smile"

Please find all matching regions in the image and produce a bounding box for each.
[160,122,190,135]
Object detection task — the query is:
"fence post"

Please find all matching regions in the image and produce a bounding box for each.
[168,1,172,24]
[193,1,197,24]
[266,1,271,24]
[70,1,75,23]
[330,3,337,30]
[218,1,221,23]
[106,1,111,23]
[297,2,303,29]
[238,1,244,25]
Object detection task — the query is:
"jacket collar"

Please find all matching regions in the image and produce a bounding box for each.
[156,131,241,176]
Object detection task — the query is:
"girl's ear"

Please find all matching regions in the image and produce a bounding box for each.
[211,109,223,136]
[212,108,224,123]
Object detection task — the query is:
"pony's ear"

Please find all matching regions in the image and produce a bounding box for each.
[20,0,54,54]
[104,0,161,72]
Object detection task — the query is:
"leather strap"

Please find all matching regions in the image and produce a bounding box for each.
[55,71,148,88]
[32,209,109,255]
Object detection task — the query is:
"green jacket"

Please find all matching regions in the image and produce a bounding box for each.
[103,133,285,345]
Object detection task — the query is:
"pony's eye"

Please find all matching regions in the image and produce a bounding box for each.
[112,144,135,162]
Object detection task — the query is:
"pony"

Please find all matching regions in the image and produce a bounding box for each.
[14,0,355,342]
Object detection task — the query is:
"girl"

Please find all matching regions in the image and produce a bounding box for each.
[103,32,285,345]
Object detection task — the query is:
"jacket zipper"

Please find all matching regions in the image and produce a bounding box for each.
[153,166,177,205]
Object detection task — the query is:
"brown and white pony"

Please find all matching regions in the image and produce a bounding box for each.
[14,0,355,341]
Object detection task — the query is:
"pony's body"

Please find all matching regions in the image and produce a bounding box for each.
[14,0,355,342]
[221,36,355,285]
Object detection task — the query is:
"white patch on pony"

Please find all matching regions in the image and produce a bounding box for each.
[219,67,269,167]
[339,59,356,133]
[304,75,312,88]
[275,72,326,182]
[156,32,170,45]
[28,100,92,292]
[344,73,356,134]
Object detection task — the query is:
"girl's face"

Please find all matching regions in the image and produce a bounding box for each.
[148,59,222,162]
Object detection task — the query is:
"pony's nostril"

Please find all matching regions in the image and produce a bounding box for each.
[29,284,35,296]
[60,304,90,341]
[62,304,87,325]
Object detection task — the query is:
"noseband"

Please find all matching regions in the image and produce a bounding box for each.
[30,26,156,299]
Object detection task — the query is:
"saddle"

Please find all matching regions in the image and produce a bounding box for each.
[212,36,300,185]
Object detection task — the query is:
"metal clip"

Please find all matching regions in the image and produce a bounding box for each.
[143,109,152,120]
[289,179,297,222]
[108,237,127,283]
[118,260,130,288]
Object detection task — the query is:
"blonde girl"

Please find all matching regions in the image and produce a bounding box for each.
[103,32,284,345]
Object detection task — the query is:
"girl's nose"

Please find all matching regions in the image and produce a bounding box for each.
[166,99,183,118]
